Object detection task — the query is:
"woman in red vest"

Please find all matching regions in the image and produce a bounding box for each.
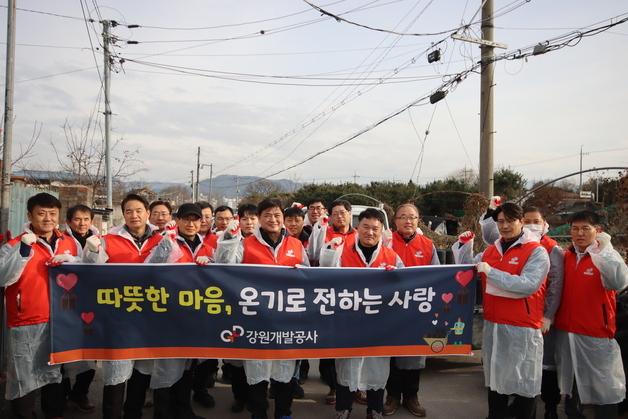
[384,203,439,417]
[214,198,309,419]
[554,210,628,419]
[479,201,565,418]
[453,202,549,419]
[320,208,403,419]
[0,193,78,418]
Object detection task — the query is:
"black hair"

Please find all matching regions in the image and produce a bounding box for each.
[66,204,94,221]
[284,206,305,219]
[492,202,523,222]
[121,193,149,211]
[569,210,601,226]
[358,208,385,225]
[238,203,258,218]
[214,205,234,216]
[149,200,172,214]
[330,199,351,212]
[522,205,545,218]
[257,198,283,215]
[27,192,61,213]
[195,201,214,212]
[306,197,326,208]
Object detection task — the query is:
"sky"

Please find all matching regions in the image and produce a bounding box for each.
[1,0,627,192]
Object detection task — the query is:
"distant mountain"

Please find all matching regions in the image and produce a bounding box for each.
[139,175,301,199]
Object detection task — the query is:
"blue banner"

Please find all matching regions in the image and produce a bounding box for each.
[49,263,477,363]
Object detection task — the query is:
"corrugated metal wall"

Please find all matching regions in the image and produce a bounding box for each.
[8,184,58,235]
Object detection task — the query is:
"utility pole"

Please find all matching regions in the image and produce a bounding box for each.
[208,163,213,205]
[1,0,16,237]
[103,21,113,215]
[235,176,239,207]
[579,145,583,193]
[479,0,495,198]
[190,170,194,200]
[195,146,200,201]
[353,171,359,184]
[0,1,16,412]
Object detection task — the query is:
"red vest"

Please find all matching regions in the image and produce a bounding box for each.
[481,241,546,329]
[540,235,558,254]
[177,238,215,263]
[204,233,218,250]
[5,231,78,327]
[391,231,434,267]
[341,243,399,268]
[241,234,304,266]
[554,249,616,338]
[325,226,357,248]
[104,231,163,263]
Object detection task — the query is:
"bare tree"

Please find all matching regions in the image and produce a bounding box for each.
[0,119,42,169]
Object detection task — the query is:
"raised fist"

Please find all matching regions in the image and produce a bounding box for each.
[21,233,37,246]
[458,231,475,244]
[85,236,101,252]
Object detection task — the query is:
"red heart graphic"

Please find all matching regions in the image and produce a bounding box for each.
[441,292,454,304]
[455,270,474,287]
[81,312,95,325]
[56,273,78,292]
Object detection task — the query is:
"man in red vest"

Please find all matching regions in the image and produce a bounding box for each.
[308,199,357,266]
[0,192,78,418]
[479,200,565,418]
[554,210,628,419]
[320,208,403,419]
[384,203,439,417]
[454,202,549,419]
[213,198,309,419]
[83,193,163,419]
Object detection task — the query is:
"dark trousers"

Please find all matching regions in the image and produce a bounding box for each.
[231,365,249,402]
[336,384,384,414]
[540,370,560,412]
[11,382,65,419]
[386,361,421,400]
[192,359,218,394]
[123,368,151,419]
[566,379,618,419]
[248,380,293,419]
[487,390,536,419]
[70,369,95,400]
[153,369,196,419]
[319,358,337,391]
[103,383,126,419]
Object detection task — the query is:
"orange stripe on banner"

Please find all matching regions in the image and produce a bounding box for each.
[49,345,472,364]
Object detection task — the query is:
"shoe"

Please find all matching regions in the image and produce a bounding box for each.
[354,390,367,405]
[293,382,305,399]
[69,394,96,412]
[367,412,384,419]
[231,399,246,413]
[383,396,400,416]
[403,397,426,417]
[335,410,351,419]
[544,409,558,419]
[193,391,216,408]
[325,389,337,405]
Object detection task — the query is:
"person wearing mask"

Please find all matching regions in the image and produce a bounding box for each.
[83,193,164,419]
[146,203,214,419]
[479,200,565,419]
[0,193,78,419]
[453,202,550,419]
[213,205,235,232]
[212,198,309,419]
[320,208,404,419]
[149,200,173,232]
[384,203,439,417]
[61,204,99,412]
[554,211,628,419]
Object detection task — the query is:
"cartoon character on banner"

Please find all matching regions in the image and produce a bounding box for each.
[450,317,466,345]
[56,273,78,310]
[454,269,474,304]
[423,312,450,353]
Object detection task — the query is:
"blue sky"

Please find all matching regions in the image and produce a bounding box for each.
[1,0,627,190]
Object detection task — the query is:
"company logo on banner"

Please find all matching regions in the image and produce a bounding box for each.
[49,263,477,364]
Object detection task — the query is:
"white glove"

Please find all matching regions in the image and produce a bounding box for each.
[21,233,37,245]
[164,220,177,238]
[476,262,491,275]
[489,196,502,210]
[85,236,101,252]
[50,254,74,265]
[291,202,304,209]
[458,231,475,245]
[541,317,552,334]
[196,256,211,266]
[596,232,611,251]
[223,219,240,240]
[326,237,343,250]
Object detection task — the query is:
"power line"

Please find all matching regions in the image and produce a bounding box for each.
[0,4,89,21]
[79,0,104,86]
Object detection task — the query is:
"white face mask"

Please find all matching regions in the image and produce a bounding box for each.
[524,223,544,239]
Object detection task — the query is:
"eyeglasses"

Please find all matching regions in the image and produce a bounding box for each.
[215,217,233,223]
[308,206,325,212]
[396,216,418,221]
[570,226,594,233]
[152,212,170,217]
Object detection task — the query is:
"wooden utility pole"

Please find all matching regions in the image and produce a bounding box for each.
[1,0,16,236]
[479,0,495,198]
[103,20,113,214]
[195,146,200,201]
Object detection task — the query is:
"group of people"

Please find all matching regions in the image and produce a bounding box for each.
[0,191,626,419]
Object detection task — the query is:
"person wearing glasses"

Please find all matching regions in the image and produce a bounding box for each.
[213,205,235,233]
[554,211,627,419]
[195,201,214,238]
[303,198,327,233]
[149,200,173,232]
[384,203,439,417]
